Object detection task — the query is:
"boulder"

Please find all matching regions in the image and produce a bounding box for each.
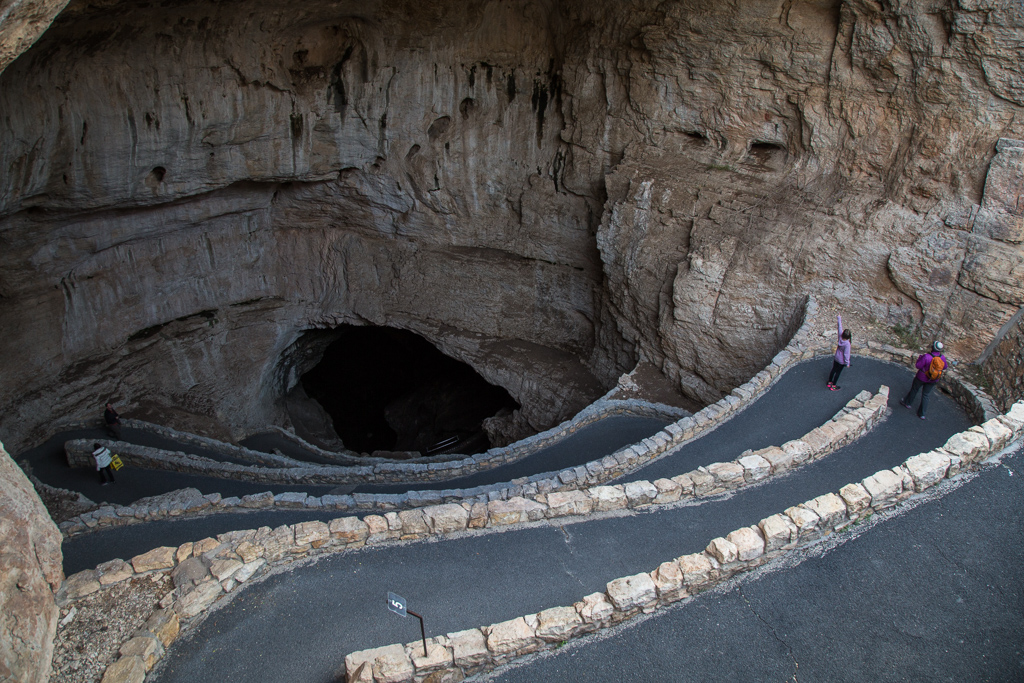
[588,486,628,512]
[329,517,369,544]
[100,655,146,683]
[606,573,658,613]
[485,617,537,656]
[447,628,489,670]
[545,490,594,517]
[422,504,470,534]
[535,606,582,641]
[904,451,952,492]
[96,559,133,586]
[726,526,765,561]
[861,469,903,508]
[0,443,63,681]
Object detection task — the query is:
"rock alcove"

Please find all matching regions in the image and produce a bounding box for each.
[291,325,519,456]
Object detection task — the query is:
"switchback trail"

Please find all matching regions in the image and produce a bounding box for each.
[148,358,976,683]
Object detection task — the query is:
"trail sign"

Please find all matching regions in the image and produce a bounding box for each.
[386,591,427,656]
[387,592,407,617]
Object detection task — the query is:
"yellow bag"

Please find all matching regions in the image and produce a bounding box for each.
[110,454,124,471]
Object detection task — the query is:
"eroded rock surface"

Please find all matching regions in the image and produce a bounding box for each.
[0,0,1022,450]
[0,442,63,681]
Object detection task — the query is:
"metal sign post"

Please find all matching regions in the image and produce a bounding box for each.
[387,592,428,656]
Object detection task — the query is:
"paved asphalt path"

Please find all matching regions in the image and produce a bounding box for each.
[490,446,1024,683]
[21,417,667,521]
[150,358,977,683]
[58,414,665,574]
[18,428,339,509]
[56,414,666,574]
[355,415,670,495]
[60,357,956,573]
[620,357,934,484]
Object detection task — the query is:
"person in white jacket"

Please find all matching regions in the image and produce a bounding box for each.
[92,443,116,485]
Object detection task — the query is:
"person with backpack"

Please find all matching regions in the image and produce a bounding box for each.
[826,314,852,391]
[900,341,947,419]
[92,442,116,485]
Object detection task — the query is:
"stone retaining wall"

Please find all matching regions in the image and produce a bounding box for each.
[59,299,1003,538]
[342,401,1024,683]
[57,384,889,682]
[57,297,824,539]
[62,397,690,489]
[59,337,999,538]
[57,381,887,538]
[55,399,1023,683]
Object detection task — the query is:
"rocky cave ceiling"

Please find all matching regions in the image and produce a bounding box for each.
[0,0,1022,453]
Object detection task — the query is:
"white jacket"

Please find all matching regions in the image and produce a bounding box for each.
[93,446,112,470]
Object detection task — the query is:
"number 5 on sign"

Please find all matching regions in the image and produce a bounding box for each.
[386,591,427,656]
[387,592,407,617]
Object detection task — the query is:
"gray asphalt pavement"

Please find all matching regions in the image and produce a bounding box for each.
[60,357,962,574]
[621,357,944,483]
[17,428,338,507]
[490,446,1024,683]
[20,416,668,513]
[150,358,982,683]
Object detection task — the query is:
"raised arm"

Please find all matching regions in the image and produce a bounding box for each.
[837,314,843,340]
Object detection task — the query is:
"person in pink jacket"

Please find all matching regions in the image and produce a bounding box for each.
[827,314,852,390]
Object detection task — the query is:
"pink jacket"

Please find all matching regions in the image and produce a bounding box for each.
[834,315,851,366]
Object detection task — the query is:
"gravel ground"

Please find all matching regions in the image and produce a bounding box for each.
[51,574,173,683]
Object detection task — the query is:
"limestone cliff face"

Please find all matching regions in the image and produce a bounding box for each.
[0,0,615,448]
[0,0,1022,448]
[578,0,1024,402]
[0,443,63,682]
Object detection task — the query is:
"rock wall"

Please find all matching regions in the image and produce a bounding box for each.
[0,442,63,682]
[981,305,1024,410]
[1,0,1023,448]
[0,0,617,450]
[579,0,1024,403]
[0,0,69,75]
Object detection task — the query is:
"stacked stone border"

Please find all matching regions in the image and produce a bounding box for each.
[57,296,1001,538]
[58,382,889,683]
[62,399,688,485]
[55,298,818,536]
[55,297,833,501]
[58,377,887,539]
[340,401,1024,683]
[56,398,1023,683]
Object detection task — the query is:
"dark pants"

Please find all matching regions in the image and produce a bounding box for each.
[98,466,115,484]
[106,422,122,440]
[828,360,846,385]
[903,377,936,417]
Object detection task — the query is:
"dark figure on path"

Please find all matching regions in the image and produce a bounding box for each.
[827,314,852,391]
[104,402,122,440]
[92,443,116,485]
[900,341,947,420]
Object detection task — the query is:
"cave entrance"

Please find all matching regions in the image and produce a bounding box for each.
[298,325,518,456]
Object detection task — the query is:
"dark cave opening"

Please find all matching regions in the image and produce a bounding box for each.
[299,326,519,456]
